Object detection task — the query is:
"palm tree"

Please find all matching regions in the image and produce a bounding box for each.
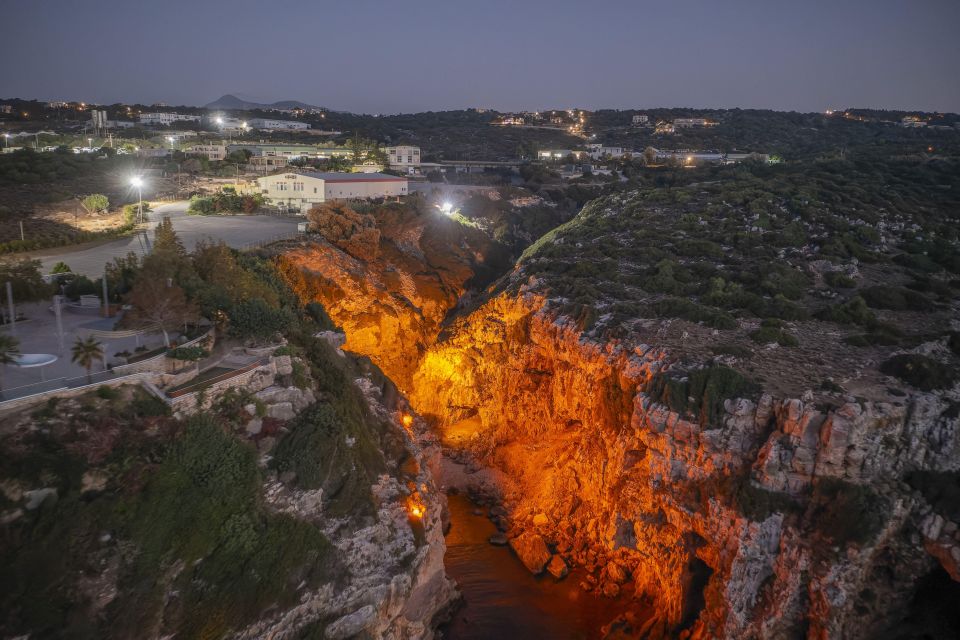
[0,333,21,391]
[71,336,103,384]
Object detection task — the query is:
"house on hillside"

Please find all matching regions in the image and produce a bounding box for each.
[256,171,408,212]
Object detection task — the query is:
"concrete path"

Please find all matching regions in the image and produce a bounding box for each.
[25,201,303,277]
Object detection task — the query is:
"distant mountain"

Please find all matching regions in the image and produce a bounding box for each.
[204,94,325,111]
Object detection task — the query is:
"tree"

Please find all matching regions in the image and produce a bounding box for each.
[71,335,103,383]
[642,147,658,166]
[0,258,51,303]
[228,297,294,342]
[51,261,71,274]
[125,275,198,347]
[81,193,109,214]
[0,333,21,390]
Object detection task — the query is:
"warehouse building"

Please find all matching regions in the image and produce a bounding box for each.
[256,171,408,212]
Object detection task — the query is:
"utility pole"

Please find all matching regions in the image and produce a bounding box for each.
[19,220,25,241]
[5,281,14,332]
[53,294,65,354]
[102,268,109,317]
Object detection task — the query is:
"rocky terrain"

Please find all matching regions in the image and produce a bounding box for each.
[0,328,455,639]
[279,157,960,637]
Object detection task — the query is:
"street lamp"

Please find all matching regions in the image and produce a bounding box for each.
[130,177,144,224]
[2,133,8,148]
[439,201,453,215]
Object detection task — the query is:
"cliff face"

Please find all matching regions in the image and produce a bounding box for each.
[276,185,960,637]
[278,200,509,391]
[411,289,960,638]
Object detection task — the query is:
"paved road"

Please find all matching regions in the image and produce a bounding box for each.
[27,202,303,276]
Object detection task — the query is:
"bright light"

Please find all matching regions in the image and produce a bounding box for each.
[215,117,224,125]
[401,413,414,429]
[130,177,143,188]
[440,201,453,214]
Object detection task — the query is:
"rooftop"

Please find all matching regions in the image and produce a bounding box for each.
[299,171,407,183]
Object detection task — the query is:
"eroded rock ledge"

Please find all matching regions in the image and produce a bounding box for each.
[410,289,960,638]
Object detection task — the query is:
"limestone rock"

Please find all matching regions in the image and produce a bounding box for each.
[509,531,552,574]
[24,488,57,510]
[547,554,569,579]
[489,533,508,546]
[81,470,108,494]
[266,402,296,421]
[325,605,375,639]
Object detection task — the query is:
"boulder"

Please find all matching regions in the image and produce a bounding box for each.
[246,418,263,436]
[509,531,552,574]
[24,488,57,511]
[489,533,508,546]
[532,512,550,527]
[606,560,629,584]
[325,605,375,640]
[547,554,569,579]
[266,402,296,420]
[81,470,108,494]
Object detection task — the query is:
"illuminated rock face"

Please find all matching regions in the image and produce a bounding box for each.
[279,204,504,392]
[280,236,960,637]
[410,291,958,638]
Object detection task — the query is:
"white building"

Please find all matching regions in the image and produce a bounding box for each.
[585,144,625,159]
[538,149,577,161]
[673,118,718,128]
[248,118,311,131]
[385,145,421,172]
[256,171,408,212]
[139,112,202,126]
[632,114,649,125]
[186,144,227,161]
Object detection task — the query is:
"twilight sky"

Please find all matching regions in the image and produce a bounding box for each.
[2,0,958,114]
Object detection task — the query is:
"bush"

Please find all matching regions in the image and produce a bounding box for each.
[824,271,856,288]
[652,297,737,329]
[880,354,957,391]
[648,364,758,428]
[816,295,877,327]
[735,479,801,521]
[807,478,889,546]
[860,286,934,312]
[228,297,295,341]
[95,385,119,400]
[906,471,960,521]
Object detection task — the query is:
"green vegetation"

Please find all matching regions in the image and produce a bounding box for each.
[80,193,109,214]
[807,478,889,546]
[749,319,799,347]
[647,364,758,428]
[906,470,960,522]
[188,188,264,215]
[880,354,957,391]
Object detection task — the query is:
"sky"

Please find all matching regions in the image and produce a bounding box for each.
[2,0,958,114]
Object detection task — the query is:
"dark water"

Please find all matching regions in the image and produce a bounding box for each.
[440,494,645,640]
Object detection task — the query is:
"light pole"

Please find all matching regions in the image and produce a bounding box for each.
[2,133,8,148]
[131,177,144,224]
[87,137,93,150]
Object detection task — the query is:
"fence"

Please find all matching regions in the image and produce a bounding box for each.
[238,230,304,251]
[0,328,215,411]
[166,357,266,398]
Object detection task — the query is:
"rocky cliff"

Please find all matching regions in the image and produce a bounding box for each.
[279,173,960,637]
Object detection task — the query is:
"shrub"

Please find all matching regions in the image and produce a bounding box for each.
[880,354,957,391]
[648,365,758,428]
[229,297,295,341]
[824,271,856,288]
[906,471,960,521]
[859,286,934,312]
[652,297,737,329]
[807,478,888,546]
[95,385,119,400]
[735,479,802,521]
[816,295,877,327]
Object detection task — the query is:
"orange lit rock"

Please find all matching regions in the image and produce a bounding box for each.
[547,554,569,579]
[509,531,552,574]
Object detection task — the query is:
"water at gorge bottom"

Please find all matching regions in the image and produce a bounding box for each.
[440,494,649,639]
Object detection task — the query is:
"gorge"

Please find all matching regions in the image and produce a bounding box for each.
[277,180,960,638]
